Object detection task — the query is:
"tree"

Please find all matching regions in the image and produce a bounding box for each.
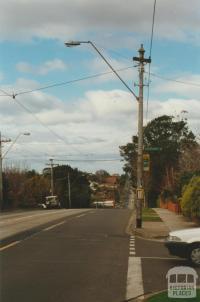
[119,115,197,206]
[48,165,91,208]
[181,176,200,218]
[95,170,110,183]
[19,175,50,208]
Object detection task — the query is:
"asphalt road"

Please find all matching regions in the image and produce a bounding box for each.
[0,209,92,242]
[135,236,200,296]
[0,209,132,302]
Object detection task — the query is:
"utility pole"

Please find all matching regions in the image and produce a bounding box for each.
[67,172,71,208]
[0,132,11,210]
[133,45,151,228]
[46,158,57,196]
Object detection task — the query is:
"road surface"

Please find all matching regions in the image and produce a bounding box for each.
[0,209,132,302]
[1,209,199,302]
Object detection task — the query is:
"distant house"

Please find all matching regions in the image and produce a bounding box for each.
[103,175,119,187]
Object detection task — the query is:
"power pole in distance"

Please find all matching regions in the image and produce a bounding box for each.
[67,172,71,208]
[46,158,57,196]
[133,45,151,228]
[0,132,11,210]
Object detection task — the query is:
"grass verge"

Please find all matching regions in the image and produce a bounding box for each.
[142,208,162,222]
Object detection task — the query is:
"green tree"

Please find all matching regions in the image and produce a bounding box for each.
[181,176,200,218]
[19,175,50,208]
[119,115,197,206]
[49,165,91,208]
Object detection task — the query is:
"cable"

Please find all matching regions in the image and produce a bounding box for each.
[52,159,121,162]
[9,65,134,97]
[94,42,131,62]
[13,98,67,142]
[146,0,157,122]
[0,88,12,97]
[149,72,200,87]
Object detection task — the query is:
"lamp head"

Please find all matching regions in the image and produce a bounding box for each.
[65,41,81,47]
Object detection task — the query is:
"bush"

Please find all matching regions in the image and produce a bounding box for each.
[181,176,200,218]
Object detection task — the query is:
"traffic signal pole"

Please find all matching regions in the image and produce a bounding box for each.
[133,45,151,228]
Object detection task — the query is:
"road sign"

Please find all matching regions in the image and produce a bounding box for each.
[145,147,162,151]
[143,153,150,171]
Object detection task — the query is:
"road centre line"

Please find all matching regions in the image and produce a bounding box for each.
[43,221,66,231]
[76,214,86,218]
[0,241,21,251]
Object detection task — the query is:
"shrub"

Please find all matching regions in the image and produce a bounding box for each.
[181,176,200,218]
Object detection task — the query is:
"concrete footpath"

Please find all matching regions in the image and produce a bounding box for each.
[134,208,199,239]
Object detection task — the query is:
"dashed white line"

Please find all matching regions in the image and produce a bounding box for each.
[43,221,66,231]
[0,241,21,251]
[76,214,86,218]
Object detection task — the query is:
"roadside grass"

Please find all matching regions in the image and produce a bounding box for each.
[147,289,200,301]
[142,208,162,222]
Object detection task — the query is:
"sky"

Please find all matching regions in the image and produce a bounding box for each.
[0,0,200,174]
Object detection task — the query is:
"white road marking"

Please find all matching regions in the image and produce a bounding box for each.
[76,214,86,218]
[126,256,144,300]
[43,221,66,231]
[0,241,20,251]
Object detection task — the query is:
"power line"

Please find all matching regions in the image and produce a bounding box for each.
[0,88,12,97]
[0,86,87,155]
[149,72,200,87]
[146,0,157,122]
[3,65,134,98]
[54,159,121,162]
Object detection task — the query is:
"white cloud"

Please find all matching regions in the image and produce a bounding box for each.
[1,0,200,44]
[0,81,199,173]
[16,59,67,75]
[152,74,200,100]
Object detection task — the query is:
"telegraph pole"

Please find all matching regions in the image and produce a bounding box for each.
[0,132,11,210]
[133,45,151,228]
[46,158,57,196]
[67,172,71,208]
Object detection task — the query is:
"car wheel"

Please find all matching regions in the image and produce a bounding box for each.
[189,244,200,266]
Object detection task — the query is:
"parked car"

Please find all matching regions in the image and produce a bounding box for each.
[165,228,200,266]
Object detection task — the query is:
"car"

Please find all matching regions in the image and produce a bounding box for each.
[165,228,200,266]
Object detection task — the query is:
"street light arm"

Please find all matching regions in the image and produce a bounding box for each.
[65,40,138,101]
[2,132,30,159]
[88,41,138,100]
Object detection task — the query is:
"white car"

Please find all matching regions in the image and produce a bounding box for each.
[165,228,200,266]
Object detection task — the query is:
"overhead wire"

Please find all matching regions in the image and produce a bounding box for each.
[7,65,135,97]
[145,0,157,122]
[148,72,200,88]
[2,90,86,155]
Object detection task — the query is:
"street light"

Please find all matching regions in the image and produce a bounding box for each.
[0,132,31,209]
[2,132,30,159]
[65,40,150,228]
[65,41,138,100]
